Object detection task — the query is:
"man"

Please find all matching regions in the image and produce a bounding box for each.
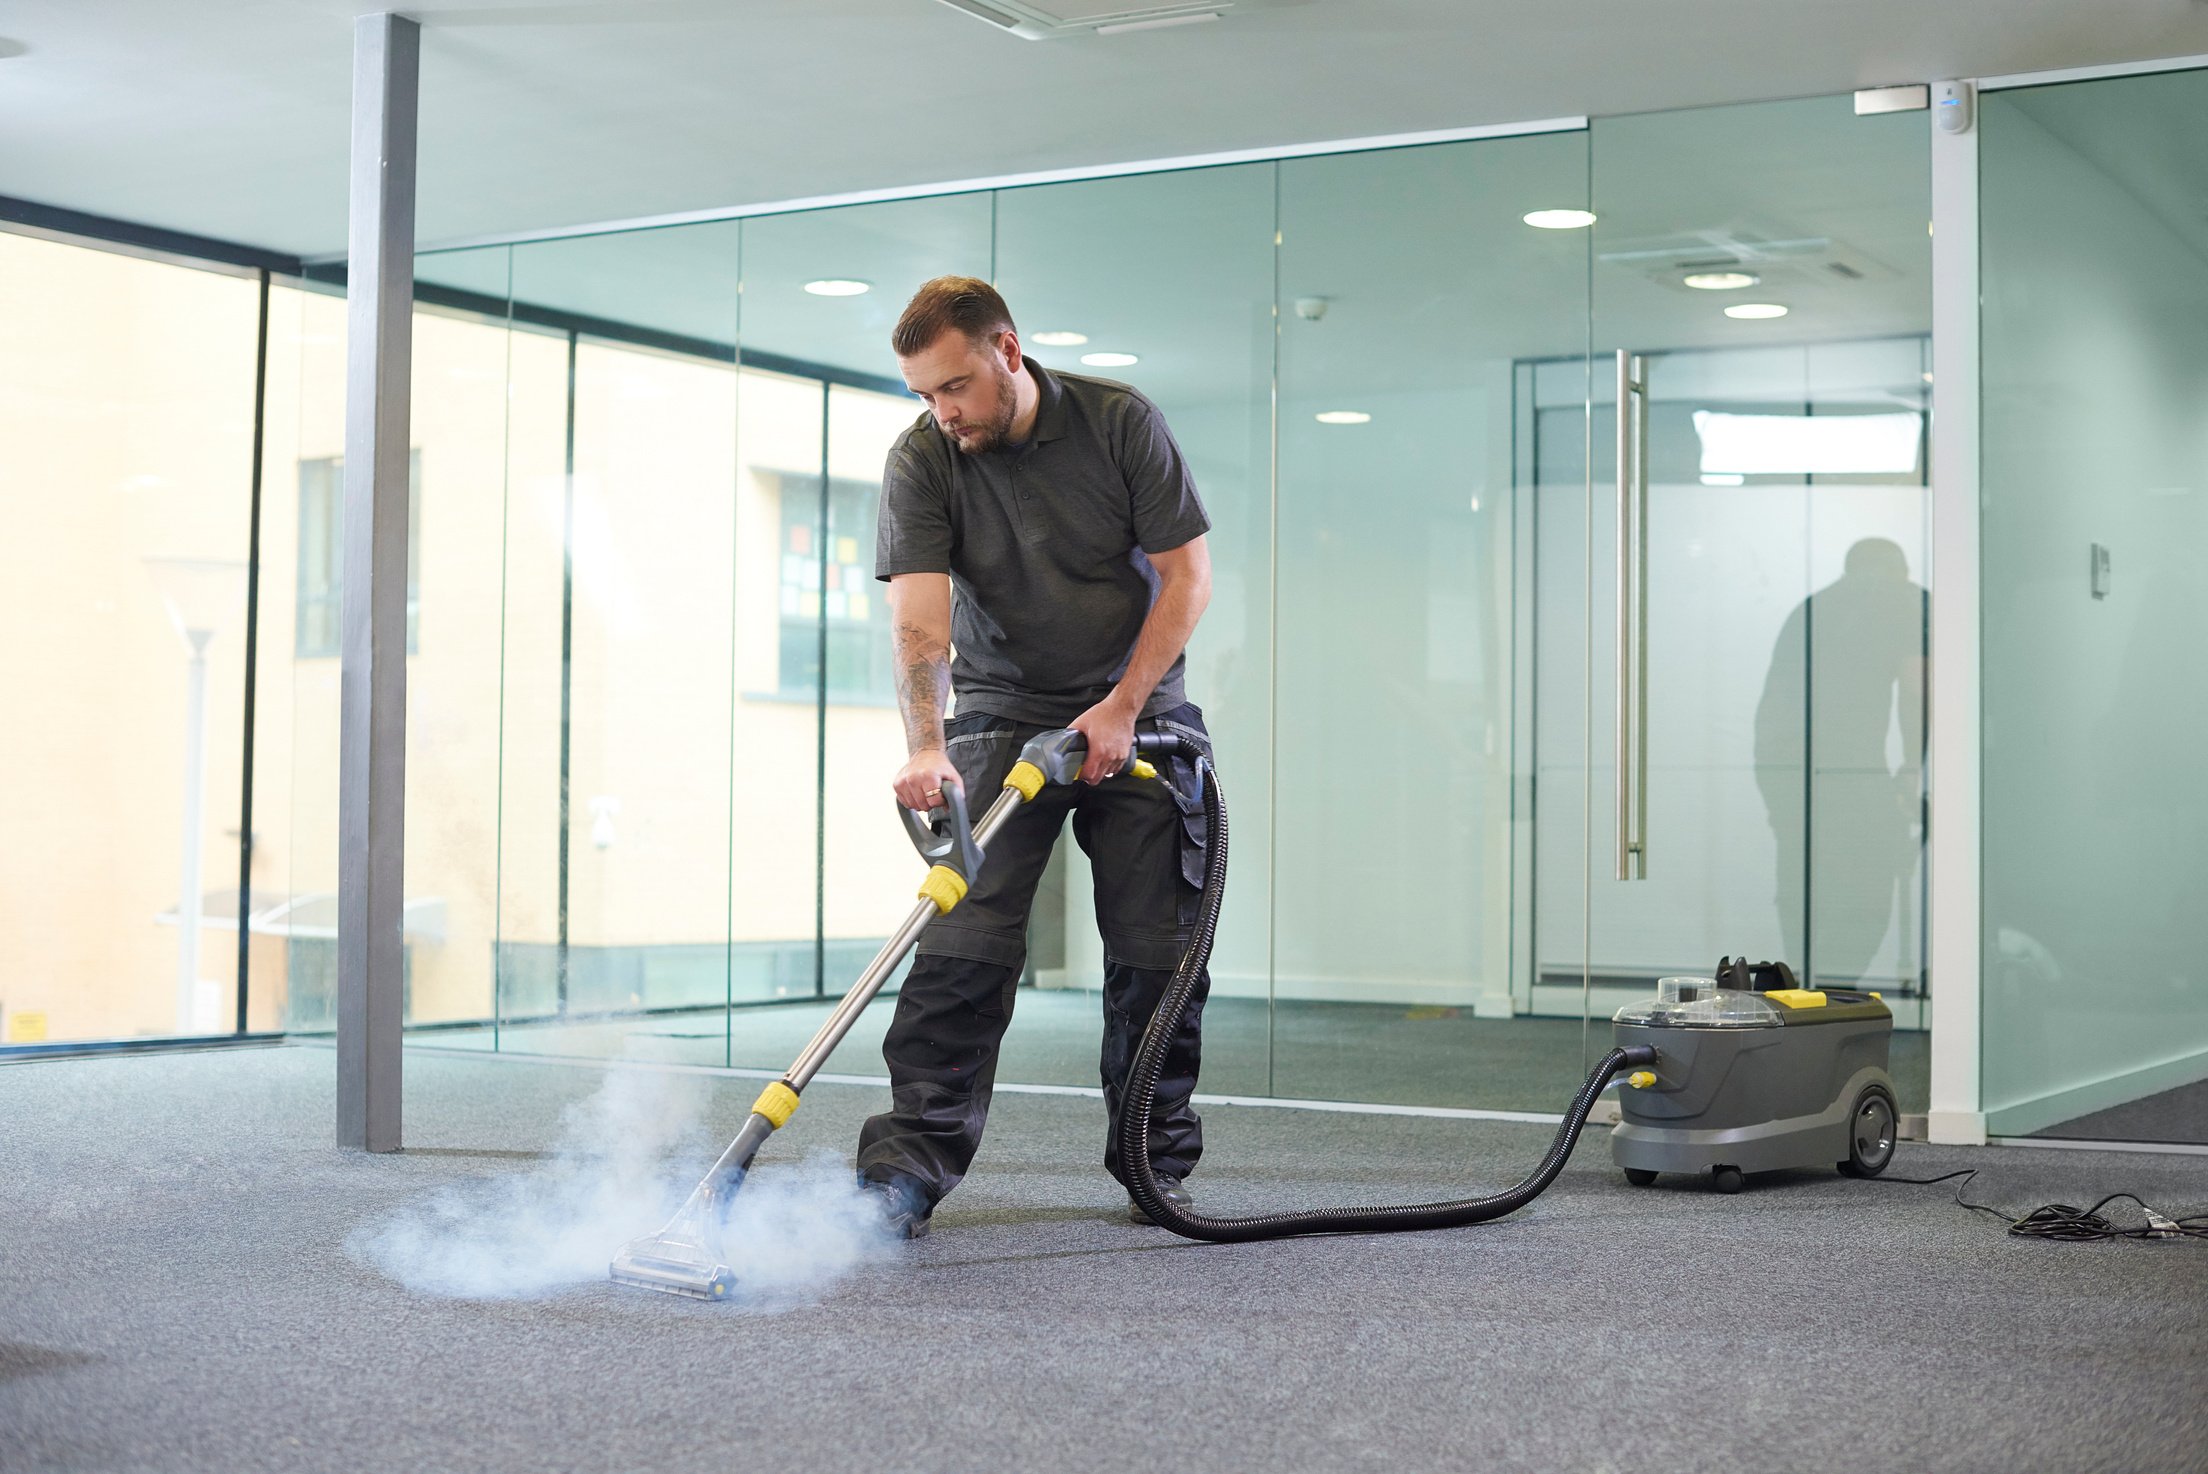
[855,275,1215,1237]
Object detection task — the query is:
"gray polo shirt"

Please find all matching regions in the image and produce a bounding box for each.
[874,359,1211,726]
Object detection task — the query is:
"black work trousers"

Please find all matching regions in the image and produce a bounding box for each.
[855,703,1213,1210]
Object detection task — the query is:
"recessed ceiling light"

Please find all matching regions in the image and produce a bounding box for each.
[1523,209,1597,230]
[1683,271,1759,291]
[1031,330,1089,346]
[1315,411,1371,425]
[1081,351,1139,368]
[804,279,870,297]
[1724,303,1789,320]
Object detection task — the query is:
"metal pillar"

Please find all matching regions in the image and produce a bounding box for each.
[337,11,419,1152]
[175,630,212,1033]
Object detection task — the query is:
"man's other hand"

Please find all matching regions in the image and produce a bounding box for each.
[895,750,963,813]
[1069,698,1137,785]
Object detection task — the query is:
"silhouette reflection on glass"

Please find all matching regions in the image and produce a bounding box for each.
[1753,537,1926,985]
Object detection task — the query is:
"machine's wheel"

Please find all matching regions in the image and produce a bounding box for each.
[1710,1165,1744,1195]
[1623,1167,1658,1187]
[1838,1084,1898,1178]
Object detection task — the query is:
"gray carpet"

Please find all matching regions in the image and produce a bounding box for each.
[2038,1077,2208,1146]
[408,990,1936,1114]
[3,1046,2201,1474]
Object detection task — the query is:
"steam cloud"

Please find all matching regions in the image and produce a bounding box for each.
[352,1067,896,1307]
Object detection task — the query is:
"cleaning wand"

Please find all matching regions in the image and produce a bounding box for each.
[609,729,1159,1299]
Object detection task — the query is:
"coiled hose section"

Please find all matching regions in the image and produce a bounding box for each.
[1124,739,1655,1243]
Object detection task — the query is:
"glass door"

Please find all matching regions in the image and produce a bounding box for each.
[1536,94,1934,1109]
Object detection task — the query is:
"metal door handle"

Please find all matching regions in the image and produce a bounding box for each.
[1615,350,1650,881]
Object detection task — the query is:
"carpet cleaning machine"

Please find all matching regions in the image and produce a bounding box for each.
[611,730,1891,1299]
[1611,965,1898,1194]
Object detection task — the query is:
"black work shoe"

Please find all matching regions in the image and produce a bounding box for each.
[858,1177,934,1240]
[1127,1173,1193,1226]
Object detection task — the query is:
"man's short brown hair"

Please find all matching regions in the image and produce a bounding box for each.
[892,276,1016,359]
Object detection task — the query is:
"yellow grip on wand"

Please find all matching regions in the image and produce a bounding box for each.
[751,1081,800,1128]
[919,864,969,915]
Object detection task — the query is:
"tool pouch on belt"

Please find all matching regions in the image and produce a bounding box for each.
[1149,705,1213,912]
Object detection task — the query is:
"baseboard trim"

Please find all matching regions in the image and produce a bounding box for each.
[1988,1135,2208,1159]
[394,1041,1571,1124]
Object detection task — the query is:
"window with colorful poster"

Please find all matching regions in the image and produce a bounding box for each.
[778,475,892,702]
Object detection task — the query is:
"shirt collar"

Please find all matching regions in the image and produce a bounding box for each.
[1026,357,1069,444]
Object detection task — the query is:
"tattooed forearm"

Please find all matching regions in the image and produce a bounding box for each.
[893,620,951,755]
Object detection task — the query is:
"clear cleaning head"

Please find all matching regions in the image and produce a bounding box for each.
[608,1188,738,1300]
[608,1225,737,1300]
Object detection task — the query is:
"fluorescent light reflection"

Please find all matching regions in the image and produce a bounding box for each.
[1523,209,1597,230]
[804,279,870,296]
[1032,330,1089,346]
[1080,351,1139,367]
[1315,411,1371,425]
[1694,411,1923,476]
[1724,302,1788,320]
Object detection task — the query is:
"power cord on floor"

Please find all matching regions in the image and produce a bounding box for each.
[1879,1168,2208,1242]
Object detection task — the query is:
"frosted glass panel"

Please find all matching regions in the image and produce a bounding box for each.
[0,233,262,1044]
[733,197,991,1075]
[1981,70,2208,1141]
[1572,98,1933,1090]
[1272,132,1592,1107]
[488,223,744,1065]
[993,164,1275,1095]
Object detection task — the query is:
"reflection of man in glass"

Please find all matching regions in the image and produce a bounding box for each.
[856,277,1216,1237]
[1754,537,1925,984]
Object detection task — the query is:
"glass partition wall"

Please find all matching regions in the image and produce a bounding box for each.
[1980,66,2208,1144]
[1574,96,1936,1111]
[1272,133,1592,1107]
[359,92,1932,1114]
[5,92,1940,1119]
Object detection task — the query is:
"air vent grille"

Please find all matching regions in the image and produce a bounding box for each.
[932,0,1253,39]
[1598,224,1898,292]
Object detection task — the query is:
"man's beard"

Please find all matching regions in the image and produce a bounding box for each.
[949,366,1019,455]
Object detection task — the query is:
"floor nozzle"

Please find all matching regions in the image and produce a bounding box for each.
[608,1185,741,1299]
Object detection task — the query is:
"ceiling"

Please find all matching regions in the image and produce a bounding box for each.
[4,0,2208,259]
[411,93,1937,403]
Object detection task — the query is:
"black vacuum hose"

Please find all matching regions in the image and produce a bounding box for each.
[1123,739,1656,1243]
